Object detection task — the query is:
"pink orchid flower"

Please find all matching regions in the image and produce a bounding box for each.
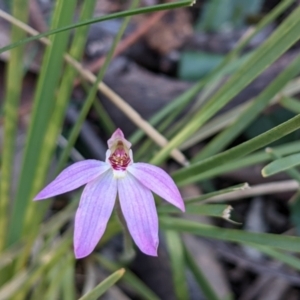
[34,129,185,258]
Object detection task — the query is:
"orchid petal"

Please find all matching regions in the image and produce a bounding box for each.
[118,173,159,256]
[34,160,110,200]
[128,163,185,212]
[74,170,117,259]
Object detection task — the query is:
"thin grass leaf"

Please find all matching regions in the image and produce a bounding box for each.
[180,102,249,150]
[280,96,300,114]
[159,204,232,219]
[195,52,300,161]
[24,0,98,241]
[0,235,72,300]
[185,246,221,300]
[262,152,300,177]
[165,231,189,299]
[44,255,74,300]
[180,141,300,183]
[0,0,29,251]
[0,1,193,55]
[161,217,300,252]
[79,269,125,300]
[95,255,160,300]
[129,0,295,146]
[247,243,300,272]
[0,243,24,269]
[173,114,300,186]
[265,147,300,181]
[7,0,77,247]
[186,183,249,204]
[151,5,300,165]
[61,258,76,300]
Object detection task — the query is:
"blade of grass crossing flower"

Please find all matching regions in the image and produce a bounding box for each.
[262,152,300,177]
[6,0,77,248]
[79,269,125,300]
[173,114,300,186]
[95,255,160,300]
[24,0,98,241]
[184,246,221,300]
[165,230,189,299]
[129,0,295,146]
[56,0,140,172]
[0,1,193,55]
[0,0,29,251]
[160,217,300,252]
[150,5,300,165]
[195,53,300,161]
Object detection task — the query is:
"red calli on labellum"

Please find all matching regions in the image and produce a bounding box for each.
[34,129,185,258]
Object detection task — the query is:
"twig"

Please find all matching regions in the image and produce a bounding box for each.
[203,180,299,203]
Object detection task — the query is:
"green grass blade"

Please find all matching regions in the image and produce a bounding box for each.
[0,1,192,55]
[185,246,221,300]
[185,183,249,204]
[129,0,294,147]
[44,255,74,300]
[262,152,300,177]
[151,5,300,165]
[165,231,189,299]
[280,96,300,114]
[0,0,29,251]
[0,235,72,299]
[173,114,300,186]
[180,141,300,182]
[25,0,98,240]
[195,53,300,161]
[6,0,77,247]
[160,217,300,252]
[61,257,76,300]
[265,147,300,181]
[95,255,160,300]
[247,244,300,271]
[79,269,125,300]
[159,204,232,219]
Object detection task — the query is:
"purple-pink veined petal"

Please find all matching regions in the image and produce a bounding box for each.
[34,160,110,200]
[74,170,117,259]
[128,163,185,212]
[118,173,158,256]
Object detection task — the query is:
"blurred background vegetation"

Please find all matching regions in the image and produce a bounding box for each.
[1,0,300,299]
